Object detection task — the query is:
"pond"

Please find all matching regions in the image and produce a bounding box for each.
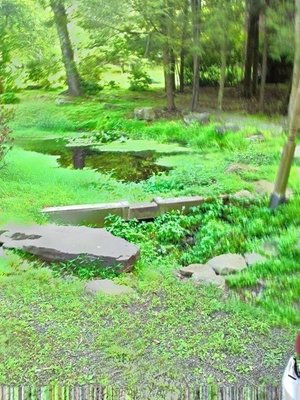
[15,138,171,182]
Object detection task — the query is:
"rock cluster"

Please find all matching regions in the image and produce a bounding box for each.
[177,252,267,289]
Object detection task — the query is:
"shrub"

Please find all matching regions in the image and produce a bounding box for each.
[128,65,152,91]
[80,80,103,96]
[0,92,20,104]
[0,106,13,167]
[105,80,120,89]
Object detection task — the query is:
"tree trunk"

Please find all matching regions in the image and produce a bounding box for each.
[269,0,300,208]
[252,14,259,95]
[179,49,185,93]
[244,0,260,98]
[161,0,176,111]
[288,0,300,122]
[191,0,201,111]
[163,46,176,112]
[218,41,227,111]
[179,0,189,93]
[259,1,268,113]
[50,0,82,97]
[170,49,176,92]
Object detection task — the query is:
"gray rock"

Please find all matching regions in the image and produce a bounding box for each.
[295,145,300,160]
[233,190,256,200]
[215,124,240,135]
[246,133,265,142]
[244,252,267,266]
[262,240,279,257]
[178,264,225,288]
[226,163,257,174]
[190,264,226,288]
[207,253,247,275]
[0,224,139,272]
[179,263,208,277]
[183,112,210,125]
[85,279,134,296]
[55,97,73,106]
[134,107,156,121]
[103,103,119,110]
[0,247,4,257]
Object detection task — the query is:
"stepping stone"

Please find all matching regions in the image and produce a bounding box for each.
[178,264,225,288]
[262,240,279,257]
[207,253,247,275]
[179,264,207,277]
[191,265,226,288]
[246,133,265,142]
[85,279,135,296]
[233,190,256,200]
[0,224,139,272]
[244,252,267,266]
[226,163,257,174]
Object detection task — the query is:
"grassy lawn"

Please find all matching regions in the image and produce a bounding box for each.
[0,88,299,390]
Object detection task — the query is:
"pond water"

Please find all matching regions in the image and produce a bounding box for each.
[15,138,171,182]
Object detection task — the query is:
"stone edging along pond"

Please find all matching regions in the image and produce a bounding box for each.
[42,192,253,227]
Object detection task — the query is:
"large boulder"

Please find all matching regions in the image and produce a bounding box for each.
[183,112,210,125]
[85,279,135,296]
[207,253,247,275]
[0,224,139,272]
[134,107,157,121]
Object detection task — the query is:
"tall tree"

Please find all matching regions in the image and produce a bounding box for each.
[162,0,177,111]
[259,0,269,112]
[50,0,82,96]
[270,0,300,208]
[244,0,261,98]
[190,0,201,111]
[178,0,189,93]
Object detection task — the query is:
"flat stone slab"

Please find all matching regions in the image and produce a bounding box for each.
[0,224,139,271]
[244,252,267,266]
[207,253,247,275]
[85,279,135,295]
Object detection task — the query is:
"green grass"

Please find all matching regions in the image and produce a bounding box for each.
[0,255,294,387]
[0,88,299,389]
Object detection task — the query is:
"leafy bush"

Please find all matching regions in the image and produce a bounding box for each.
[80,80,104,96]
[128,65,152,91]
[105,80,120,89]
[25,58,60,89]
[0,92,20,104]
[0,106,13,167]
